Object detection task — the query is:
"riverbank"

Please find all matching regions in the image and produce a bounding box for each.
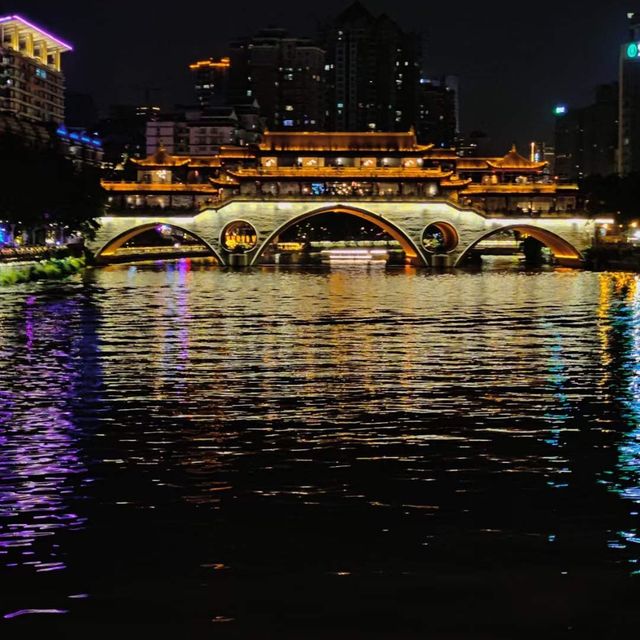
[585,244,640,270]
[0,256,85,285]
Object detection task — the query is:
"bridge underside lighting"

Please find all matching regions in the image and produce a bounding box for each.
[320,249,388,264]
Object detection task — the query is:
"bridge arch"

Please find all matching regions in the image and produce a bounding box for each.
[95,222,223,263]
[250,204,427,266]
[421,221,460,254]
[454,224,584,267]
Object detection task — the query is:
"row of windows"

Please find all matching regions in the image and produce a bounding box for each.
[0,100,62,118]
[2,88,63,105]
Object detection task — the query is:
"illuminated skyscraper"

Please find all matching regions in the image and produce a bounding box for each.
[322,2,421,132]
[229,28,325,130]
[416,76,458,147]
[189,57,230,108]
[555,83,618,180]
[619,11,640,174]
[0,15,72,124]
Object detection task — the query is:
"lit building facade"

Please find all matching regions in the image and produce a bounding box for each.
[145,103,261,156]
[0,15,72,124]
[190,57,230,107]
[95,104,160,171]
[0,115,103,169]
[620,11,640,174]
[555,83,618,180]
[103,131,578,217]
[417,77,458,148]
[229,28,325,130]
[529,141,555,178]
[322,2,421,132]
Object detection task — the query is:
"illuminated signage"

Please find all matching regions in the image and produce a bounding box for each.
[553,105,567,116]
[627,42,640,59]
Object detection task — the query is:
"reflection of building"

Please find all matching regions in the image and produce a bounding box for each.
[322,2,421,132]
[0,15,72,123]
[620,11,640,174]
[555,83,618,180]
[190,57,230,107]
[229,28,325,130]
[103,131,578,217]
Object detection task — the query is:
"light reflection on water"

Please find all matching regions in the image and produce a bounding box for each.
[2,263,640,631]
[0,294,90,579]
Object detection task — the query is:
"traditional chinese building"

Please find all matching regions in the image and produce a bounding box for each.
[103,130,578,217]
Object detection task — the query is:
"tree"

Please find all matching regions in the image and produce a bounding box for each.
[0,132,106,243]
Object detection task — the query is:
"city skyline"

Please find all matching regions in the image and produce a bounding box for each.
[5,0,635,149]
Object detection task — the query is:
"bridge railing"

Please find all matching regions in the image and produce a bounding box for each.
[102,194,586,221]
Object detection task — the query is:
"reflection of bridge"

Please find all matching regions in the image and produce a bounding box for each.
[88,198,601,267]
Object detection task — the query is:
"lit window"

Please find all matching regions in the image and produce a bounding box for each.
[35,68,47,79]
[283,119,294,126]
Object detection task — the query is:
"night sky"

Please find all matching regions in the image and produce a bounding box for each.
[3,0,635,149]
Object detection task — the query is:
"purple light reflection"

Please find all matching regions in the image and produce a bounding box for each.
[4,608,68,619]
[0,295,92,575]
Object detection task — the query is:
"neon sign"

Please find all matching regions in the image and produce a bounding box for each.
[627,42,640,59]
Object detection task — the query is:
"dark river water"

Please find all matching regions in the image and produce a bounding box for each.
[2,261,640,638]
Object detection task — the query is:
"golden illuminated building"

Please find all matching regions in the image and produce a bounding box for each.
[189,57,230,108]
[104,130,578,217]
[0,15,72,123]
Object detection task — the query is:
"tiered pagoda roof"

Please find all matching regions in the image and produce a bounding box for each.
[131,147,190,168]
[259,130,432,152]
[486,145,547,171]
[455,146,547,173]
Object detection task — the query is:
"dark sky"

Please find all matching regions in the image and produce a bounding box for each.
[3,0,634,149]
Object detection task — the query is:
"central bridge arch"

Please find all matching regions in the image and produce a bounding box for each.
[454,224,584,267]
[250,204,428,266]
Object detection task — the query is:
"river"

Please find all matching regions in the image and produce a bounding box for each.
[1,261,640,637]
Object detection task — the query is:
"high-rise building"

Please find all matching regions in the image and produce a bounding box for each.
[555,83,618,180]
[457,130,493,157]
[65,90,98,128]
[528,141,555,177]
[95,104,160,169]
[190,57,230,108]
[322,2,421,132]
[416,76,458,147]
[0,15,72,124]
[619,11,640,174]
[229,28,325,130]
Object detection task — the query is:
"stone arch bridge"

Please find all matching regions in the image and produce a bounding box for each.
[88,198,599,267]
